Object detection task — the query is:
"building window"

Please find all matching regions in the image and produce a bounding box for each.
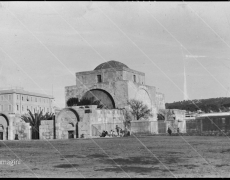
[22,105,23,111]
[35,98,37,102]
[22,96,24,101]
[222,118,225,124]
[97,75,102,83]
[133,75,136,82]
[17,105,19,111]
[17,95,19,100]
[8,95,11,100]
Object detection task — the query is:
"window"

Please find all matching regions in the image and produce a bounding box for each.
[22,96,24,101]
[222,118,225,124]
[9,105,11,111]
[97,75,102,83]
[31,97,32,101]
[133,75,136,82]
[8,95,11,100]
[22,105,24,111]
[35,98,37,102]
[17,95,19,100]
[17,105,19,111]
[47,108,49,112]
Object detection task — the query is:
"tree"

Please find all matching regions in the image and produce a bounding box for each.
[21,109,54,139]
[127,99,153,120]
[66,97,79,107]
[66,96,106,109]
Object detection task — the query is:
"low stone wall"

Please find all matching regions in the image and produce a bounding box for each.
[12,121,31,140]
[131,120,158,134]
[39,120,54,140]
[158,121,167,134]
[90,109,125,136]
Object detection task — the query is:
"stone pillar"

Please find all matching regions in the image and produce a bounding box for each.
[8,114,15,140]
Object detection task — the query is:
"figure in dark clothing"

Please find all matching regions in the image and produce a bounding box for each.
[167,127,172,136]
[15,134,19,140]
[100,130,108,137]
[115,125,120,136]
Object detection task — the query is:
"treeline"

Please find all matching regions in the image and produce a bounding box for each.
[165,97,230,113]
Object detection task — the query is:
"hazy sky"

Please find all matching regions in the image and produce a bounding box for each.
[0,2,230,108]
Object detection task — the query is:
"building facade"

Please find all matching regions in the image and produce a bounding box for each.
[0,88,54,115]
[65,60,165,121]
[0,88,54,140]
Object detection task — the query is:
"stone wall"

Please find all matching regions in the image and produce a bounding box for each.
[90,109,125,136]
[155,92,165,110]
[65,80,129,109]
[39,120,54,140]
[12,121,31,140]
[130,120,158,134]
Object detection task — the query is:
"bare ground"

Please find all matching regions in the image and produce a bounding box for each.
[0,136,230,178]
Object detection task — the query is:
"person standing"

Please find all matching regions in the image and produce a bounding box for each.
[167,127,172,136]
[115,125,120,136]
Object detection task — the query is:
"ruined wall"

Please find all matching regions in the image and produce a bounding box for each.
[122,68,145,84]
[65,80,129,109]
[12,121,31,140]
[127,82,157,121]
[39,120,54,139]
[90,109,125,136]
[76,68,124,86]
[155,92,165,110]
[130,120,158,134]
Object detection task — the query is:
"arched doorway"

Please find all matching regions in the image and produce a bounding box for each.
[0,114,9,140]
[56,108,80,139]
[82,89,115,109]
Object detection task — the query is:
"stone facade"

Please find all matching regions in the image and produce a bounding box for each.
[0,113,31,140]
[0,88,54,115]
[65,60,165,121]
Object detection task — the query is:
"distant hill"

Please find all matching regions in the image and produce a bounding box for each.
[165,97,230,113]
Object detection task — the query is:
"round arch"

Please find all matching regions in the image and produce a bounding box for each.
[82,88,115,109]
[135,88,152,109]
[0,113,9,140]
[0,113,9,126]
[56,108,80,123]
[56,108,80,139]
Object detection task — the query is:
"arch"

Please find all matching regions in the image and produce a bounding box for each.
[57,108,80,123]
[56,108,80,139]
[82,88,115,109]
[0,113,9,126]
[0,113,9,140]
[135,88,152,109]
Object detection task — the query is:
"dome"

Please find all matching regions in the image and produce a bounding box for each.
[94,60,129,70]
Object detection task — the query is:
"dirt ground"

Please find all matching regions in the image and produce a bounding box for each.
[0,136,230,178]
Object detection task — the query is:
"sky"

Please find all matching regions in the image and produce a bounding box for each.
[0,1,230,108]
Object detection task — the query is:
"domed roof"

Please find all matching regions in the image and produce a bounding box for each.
[94,60,129,70]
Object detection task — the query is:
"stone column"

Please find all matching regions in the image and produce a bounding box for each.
[8,114,15,140]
